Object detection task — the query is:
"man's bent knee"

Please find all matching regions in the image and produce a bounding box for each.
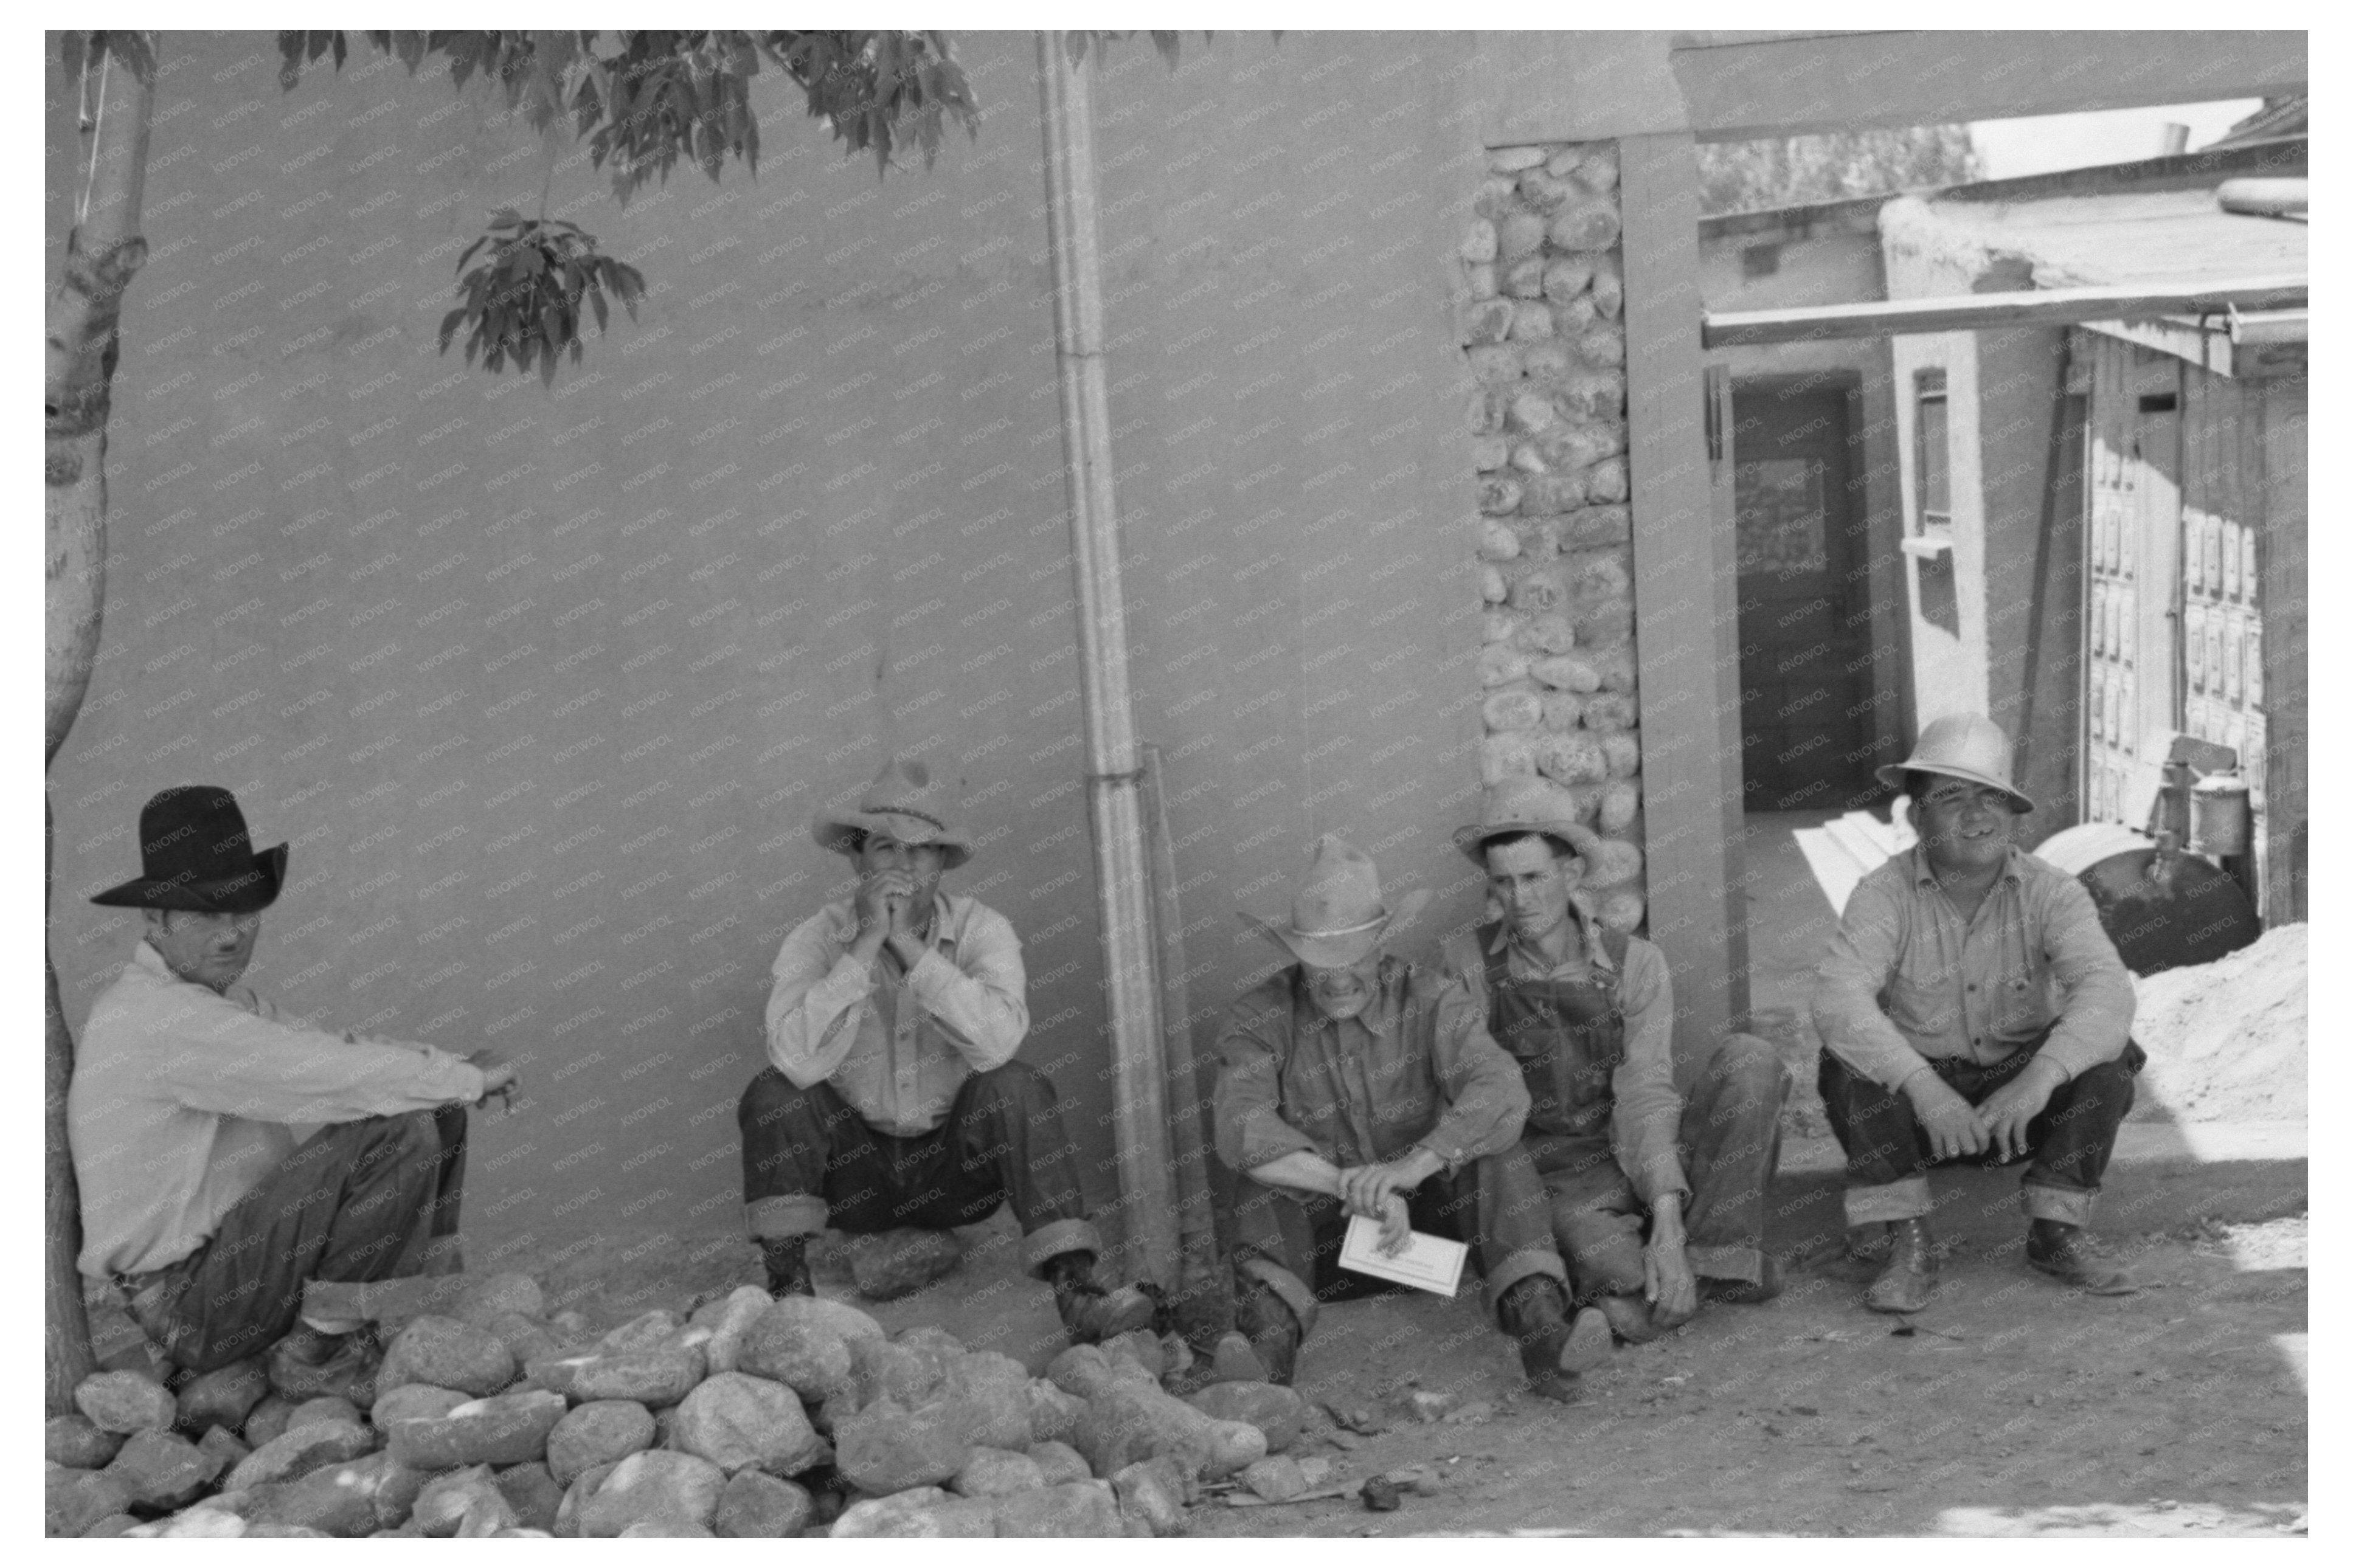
[966,1060,1057,1109]
[738,1068,809,1130]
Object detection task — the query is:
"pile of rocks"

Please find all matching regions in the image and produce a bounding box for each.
[44,1272,1310,1539]
[1463,139,1646,932]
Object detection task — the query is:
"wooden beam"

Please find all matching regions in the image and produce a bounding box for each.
[1704,276,2307,348]
[1672,30,2307,141]
[1620,131,1749,1086]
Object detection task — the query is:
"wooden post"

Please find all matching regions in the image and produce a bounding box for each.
[1619,131,1748,1082]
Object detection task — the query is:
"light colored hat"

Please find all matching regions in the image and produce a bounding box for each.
[1242,834,1433,970]
[1875,713,2036,814]
[1451,776,1607,868]
[811,756,976,869]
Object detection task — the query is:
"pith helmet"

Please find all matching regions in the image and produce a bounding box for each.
[1874,713,2036,813]
[1451,776,1607,868]
[812,756,976,869]
[1242,834,1433,969]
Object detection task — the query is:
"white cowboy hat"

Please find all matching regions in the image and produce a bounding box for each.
[1450,776,1607,868]
[811,756,976,869]
[1874,713,2036,814]
[1241,834,1433,969]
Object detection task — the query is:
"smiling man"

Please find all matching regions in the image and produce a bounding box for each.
[1814,715,2143,1312]
[1211,834,1597,1398]
[69,786,515,1391]
[1443,779,1789,1355]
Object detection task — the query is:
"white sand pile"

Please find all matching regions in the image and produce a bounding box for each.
[2129,924,2306,1124]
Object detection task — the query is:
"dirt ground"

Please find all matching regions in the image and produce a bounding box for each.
[497,1208,2306,1539]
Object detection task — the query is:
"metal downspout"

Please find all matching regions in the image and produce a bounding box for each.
[1035,32,1177,1288]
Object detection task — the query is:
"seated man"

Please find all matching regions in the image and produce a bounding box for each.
[70,786,516,1389]
[1814,714,2143,1312]
[739,756,1149,1344]
[1443,779,1788,1349]
[1211,834,1602,1399]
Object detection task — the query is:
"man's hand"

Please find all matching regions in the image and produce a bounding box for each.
[469,1048,519,1111]
[1904,1070,1989,1161]
[1644,1194,1699,1328]
[1376,1193,1412,1257]
[852,869,917,954]
[1977,1057,2067,1162]
[1336,1148,1442,1229]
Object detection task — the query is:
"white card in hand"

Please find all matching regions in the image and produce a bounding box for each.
[1338,1214,1468,1297]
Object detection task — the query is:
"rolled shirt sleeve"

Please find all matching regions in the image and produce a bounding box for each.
[1812,873,1938,1093]
[903,905,1028,1072]
[2029,876,2135,1081]
[1610,939,1688,1206]
[1212,997,1321,1173]
[1416,976,1532,1168]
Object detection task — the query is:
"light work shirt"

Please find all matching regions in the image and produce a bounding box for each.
[68,941,485,1279]
[1812,844,2135,1093]
[1211,956,1530,1175]
[763,893,1028,1137]
[1440,897,1688,1206]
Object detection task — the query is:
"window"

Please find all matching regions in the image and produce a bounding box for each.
[1741,243,1781,280]
[1914,370,1950,528]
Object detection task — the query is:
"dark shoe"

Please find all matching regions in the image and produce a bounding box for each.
[266,1324,382,1404]
[1863,1217,1936,1314]
[1595,1292,1666,1345]
[2026,1220,2137,1295]
[1703,1255,1784,1305]
[761,1237,814,1300]
[1499,1277,1608,1388]
[1845,1223,1893,1265]
[1045,1252,1156,1347]
[1232,1282,1305,1387]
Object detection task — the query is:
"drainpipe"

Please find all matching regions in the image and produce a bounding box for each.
[1035,32,1177,1288]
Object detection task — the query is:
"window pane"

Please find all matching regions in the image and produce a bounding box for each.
[1916,393,1949,519]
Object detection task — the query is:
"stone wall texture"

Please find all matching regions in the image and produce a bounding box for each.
[1461,141,1646,931]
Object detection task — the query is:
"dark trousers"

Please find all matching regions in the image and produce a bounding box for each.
[1818,1034,2145,1229]
[1527,1032,1787,1299]
[1228,1144,1567,1342]
[736,1062,1101,1279]
[125,1107,466,1374]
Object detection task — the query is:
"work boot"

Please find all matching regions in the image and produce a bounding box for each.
[1499,1277,1610,1396]
[1044,1252,1156,1347]
[1702,1254,1784,1305]
[1232,1280,1305,1387]
[2026,1220,2137,1295]
[266,1323,383,1404]
[760,1237,814,1300]
[1845,1222,1893,1265]
[1862,1217,1937,1314]
[1594,1292,1666,1345]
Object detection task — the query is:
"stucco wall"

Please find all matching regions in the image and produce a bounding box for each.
[47,31,1488,1257]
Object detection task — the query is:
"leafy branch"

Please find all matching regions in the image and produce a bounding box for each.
[439,212,643,386]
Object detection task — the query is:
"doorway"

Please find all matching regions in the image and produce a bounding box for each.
[1733,380,1878,811]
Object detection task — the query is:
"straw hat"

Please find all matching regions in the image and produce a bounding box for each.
[811,756,976,869]
[1450,776,1607,868]
[1874,713,2036,813]
[1241,834,1432,969]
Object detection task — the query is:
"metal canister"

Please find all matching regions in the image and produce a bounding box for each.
[2189,768,2251,857]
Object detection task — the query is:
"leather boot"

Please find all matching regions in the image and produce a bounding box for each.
[1863,1217,1936,1314]
[1595,1292,1666,1345]
[1232,1280,1305,1387]
[1044,1252,1156,1346]
[1499,1277,1610,1390]
[2026,1220,2137,1294]
[761,1237,814,1300]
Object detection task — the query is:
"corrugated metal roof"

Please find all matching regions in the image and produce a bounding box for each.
[1917,188,2306,290]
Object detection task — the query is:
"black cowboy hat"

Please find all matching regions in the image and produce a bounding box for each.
[90,786,287,913]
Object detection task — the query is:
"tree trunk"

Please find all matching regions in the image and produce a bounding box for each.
[46,32,157,1414]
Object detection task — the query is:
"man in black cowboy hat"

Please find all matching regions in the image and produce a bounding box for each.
[1814,715,2141,1311]
[1210,834,1600,1400]
[69,786,518,1390]
[1443,779,1789,1352]
[738,756,1151,1345]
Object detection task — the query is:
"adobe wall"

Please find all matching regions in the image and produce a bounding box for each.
[46,32,1492,1256]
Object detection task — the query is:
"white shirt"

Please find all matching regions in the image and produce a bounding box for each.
[68,941,484,1278]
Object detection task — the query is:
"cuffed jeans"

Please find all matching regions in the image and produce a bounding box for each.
[1526,1032,1787,1300]
[119,1107,466,1375]
[737,1062,1101,1280]
[1819,1035,2146,1229]
[1228,1143,1567,1343]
